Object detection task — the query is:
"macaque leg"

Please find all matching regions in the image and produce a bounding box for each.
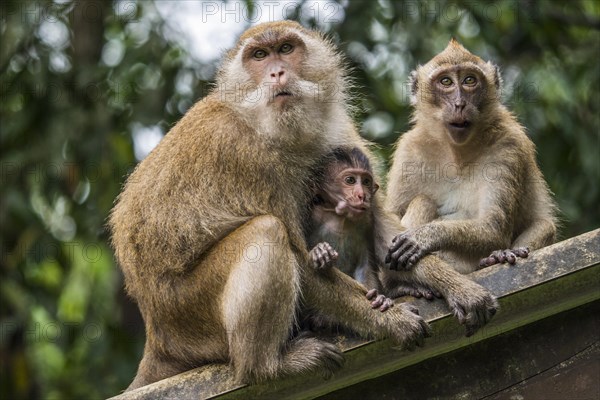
[221,216,343,382]
[401,194,438,229]
[395,255,498,337]
[128,347,191,390]
[301,264,431,349]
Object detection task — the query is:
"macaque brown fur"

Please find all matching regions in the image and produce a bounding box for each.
[110,24,496,391]
[386,39,557,273]
[307,148,438,303]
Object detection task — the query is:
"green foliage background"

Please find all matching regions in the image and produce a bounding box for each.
[1,0,598,398]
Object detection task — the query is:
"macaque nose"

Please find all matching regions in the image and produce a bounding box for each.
[455,98,466,111]
[355,187,365,201]
[269,66,287,86]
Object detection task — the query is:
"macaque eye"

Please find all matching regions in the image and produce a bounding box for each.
[440,77,453,86]
[279,43,294,54]
[344,176,356,185]
[463,76,477,85]
[253,49,268,60]
[363,178,372,186]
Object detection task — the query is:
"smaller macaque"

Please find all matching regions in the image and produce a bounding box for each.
[306,148,435,312]
[386,40,557,274]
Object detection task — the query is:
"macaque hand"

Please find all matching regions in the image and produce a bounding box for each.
[479,247,529,268]
[385,227,431,270]
[366,289,394,312]
[309,242,339,270]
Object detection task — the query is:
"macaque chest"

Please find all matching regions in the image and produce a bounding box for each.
[432,171,482,220]
[310,222,371,284]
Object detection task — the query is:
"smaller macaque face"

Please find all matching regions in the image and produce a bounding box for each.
[430,67,487,144]
[323,166,379,220]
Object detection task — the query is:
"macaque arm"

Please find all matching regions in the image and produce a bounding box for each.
[384,137,422,218]
[394,255,498,337]
[415,215,512,255]
[512,218,556,250]
[371,196,406,265]
[401,194,438,229]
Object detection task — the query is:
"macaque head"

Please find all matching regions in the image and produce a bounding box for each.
[410,39,502,145]
[217,21,346,119]
[316,148,379,220]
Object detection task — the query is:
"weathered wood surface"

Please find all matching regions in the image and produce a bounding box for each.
[321,300,600,399]
[111,228,600,400]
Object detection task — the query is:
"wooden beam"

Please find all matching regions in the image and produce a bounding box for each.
[110,229,600,400]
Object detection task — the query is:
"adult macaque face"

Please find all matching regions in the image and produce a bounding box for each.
[242,35,306,106]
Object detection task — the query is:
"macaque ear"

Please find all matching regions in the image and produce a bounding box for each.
[409,69,419,105]
[487,61,503,91]
[373,182,380,194]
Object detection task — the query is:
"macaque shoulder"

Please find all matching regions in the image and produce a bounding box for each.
[170,95,250,143]
[394,127,444,160]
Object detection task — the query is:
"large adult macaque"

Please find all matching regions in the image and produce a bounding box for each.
[110,23,495,391]
[386,39,557,273]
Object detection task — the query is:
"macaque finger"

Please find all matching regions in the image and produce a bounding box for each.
[398,245,419,269]
[479,256,495,268]
[366,288,378,300]
[322,251,331,265]
[454,305,467,325]
[513,247,529,258]
[371,294,386,309]
[406,252,424,269]
[389,234,408,253]
[315,248,325,266]
[506,252,517,264]
[388,249,404,270]
[378,298,394,312]
[497,251,507,263]
[310,250,321,269]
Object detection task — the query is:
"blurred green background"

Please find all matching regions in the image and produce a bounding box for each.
[1,0,598,398]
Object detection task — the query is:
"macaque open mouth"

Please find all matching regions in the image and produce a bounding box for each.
[449,121,470,129]
[450,121,471,129]
[275,91,292,97]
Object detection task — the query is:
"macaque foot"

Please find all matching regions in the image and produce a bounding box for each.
[385,230,430,270]
[366,289,394,312]
[388,303,431,351]
[445,281,498,337]
[309,242,339,270]
[283,335,345,379]
[479,247,529,268]
[386,283,442,301]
